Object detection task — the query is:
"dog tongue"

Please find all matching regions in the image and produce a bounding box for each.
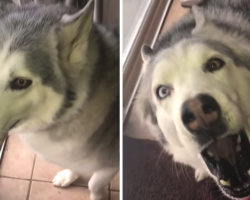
[206,135,237,163]
[244,197,250,200]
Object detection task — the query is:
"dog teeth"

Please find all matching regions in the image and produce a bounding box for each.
[248,169,250,176]
[244,182,250,188]
[236,135,241,152]
[233,187,242,191]
[207,151,213,157]
[220,179,230,187]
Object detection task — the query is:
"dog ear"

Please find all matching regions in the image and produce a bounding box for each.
[137,45,157,123]
[141,44,154,75]
[141,44,153,63]
[192,5,207,34]
[192,6,206,28]
[57,0,94,71]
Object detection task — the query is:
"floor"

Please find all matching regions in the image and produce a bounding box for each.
[0,134,119,200]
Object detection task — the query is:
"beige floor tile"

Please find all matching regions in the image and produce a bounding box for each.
[74,174,91,187]
[111,191,119,200]
[33,157,90,187]
[110,172,119,191]
[29,181,90,200]
[32,157,63,182]
[0,135,35,179]
[0,177,30,200]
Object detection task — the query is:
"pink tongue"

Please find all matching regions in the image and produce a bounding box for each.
[244,198,250,200]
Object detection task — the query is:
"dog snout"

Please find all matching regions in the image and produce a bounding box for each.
[181,94,221,133]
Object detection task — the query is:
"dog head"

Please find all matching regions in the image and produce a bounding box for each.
[0,1,94,142]
[137,6,250,200]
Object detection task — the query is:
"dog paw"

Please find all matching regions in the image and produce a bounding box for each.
[195,169,207,182]
[53,169,78,187]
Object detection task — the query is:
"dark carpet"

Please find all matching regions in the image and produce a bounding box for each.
[123,136,230,200]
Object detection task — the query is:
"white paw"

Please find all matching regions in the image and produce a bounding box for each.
[53,169,78,187]
[195,169,208,182]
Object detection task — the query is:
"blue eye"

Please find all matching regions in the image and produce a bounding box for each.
[156,86,170,99]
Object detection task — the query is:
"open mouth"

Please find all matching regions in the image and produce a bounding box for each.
[201,130,250,199]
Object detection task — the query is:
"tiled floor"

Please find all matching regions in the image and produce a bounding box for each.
[0,134,119,200]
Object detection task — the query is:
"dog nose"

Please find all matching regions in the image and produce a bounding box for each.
[181,94,221,133]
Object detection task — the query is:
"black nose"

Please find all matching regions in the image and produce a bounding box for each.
[181,94,222,134]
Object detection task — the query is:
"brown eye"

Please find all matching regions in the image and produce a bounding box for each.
[156,86,170,99]
[205,58,225,72]
[10,78,32,90]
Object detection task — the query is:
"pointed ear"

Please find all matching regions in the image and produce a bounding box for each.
[58,0,94,68]
[137,44,157,124]
[141,44,153,63]
[192,5,207,34]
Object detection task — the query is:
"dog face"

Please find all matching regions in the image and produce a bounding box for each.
[0,2,94,143]
[137,4,250,199]
[138,38,250,199]
[0,45,65,133]
[152,40,248,152]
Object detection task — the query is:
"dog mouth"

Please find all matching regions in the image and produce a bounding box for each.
[201,130,250,199]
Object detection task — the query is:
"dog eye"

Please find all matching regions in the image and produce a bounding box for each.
[205,58,225,72]
[10,78,32,90]
[156,86,170,99]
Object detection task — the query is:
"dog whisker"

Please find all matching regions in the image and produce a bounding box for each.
[174,162,181,182]
[182,164,191,181]
[154,148,164,168]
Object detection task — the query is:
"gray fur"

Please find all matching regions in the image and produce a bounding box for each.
[25,49,65,93]
[136,0,250,198]
[0,2,119,199]
[137,0,250,147]
[0,5,74,92]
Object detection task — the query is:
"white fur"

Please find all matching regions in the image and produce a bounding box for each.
[53,169,79,187]
[0,3,118,199]
[149,41,250,184]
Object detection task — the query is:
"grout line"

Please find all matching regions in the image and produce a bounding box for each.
[0,175,90,188]
[0,175,118,191]
[0,175,31,181]
[31,155,37,179]
[0,176,31,181]
[109,188,111,200]
[71,184,88,188]
[32,179,89,189]
[29,179,52,183]
[26,181,32,200]
[26,154,36,200]
[110,189,119,192]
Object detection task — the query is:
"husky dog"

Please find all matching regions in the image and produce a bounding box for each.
[136,0,250,199]
[0,1,119,199]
